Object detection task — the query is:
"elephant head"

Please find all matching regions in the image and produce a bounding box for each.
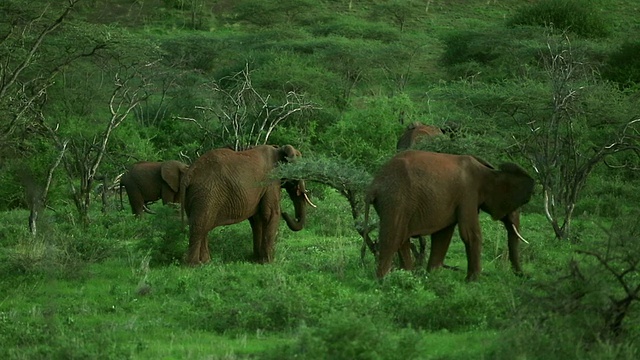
[365,150,535,281]
[276,145,315,232]
[120,160,189,216]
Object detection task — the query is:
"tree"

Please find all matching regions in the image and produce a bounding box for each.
[511,34,640,240]
[0,0,103,160]
[39,64,154,224]
[178,63,317,152]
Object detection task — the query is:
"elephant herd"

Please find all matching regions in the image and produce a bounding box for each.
[119,122,535,281]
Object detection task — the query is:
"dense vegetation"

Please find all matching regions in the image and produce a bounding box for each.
[1,0,639,358]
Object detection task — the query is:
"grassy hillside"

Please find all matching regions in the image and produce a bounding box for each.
[1,0,639,358]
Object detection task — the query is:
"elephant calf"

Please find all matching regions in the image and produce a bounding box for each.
[120,160,189,216]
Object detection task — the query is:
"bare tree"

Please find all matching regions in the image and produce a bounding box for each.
[39,66,153,224]
[178,63,317,151]
[511,34,640,240]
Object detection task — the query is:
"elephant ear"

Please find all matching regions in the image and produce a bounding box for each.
[161,161,184,193]
[279,145,301,163]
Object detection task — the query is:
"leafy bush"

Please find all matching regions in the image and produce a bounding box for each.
[133,207,187,266]
[322,94,414,171]
[507,0,609,38]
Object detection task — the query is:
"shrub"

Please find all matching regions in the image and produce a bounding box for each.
[507,0,609,38]
[133,207,187,266]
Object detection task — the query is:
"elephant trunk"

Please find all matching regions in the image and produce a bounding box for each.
[282,179,312,232]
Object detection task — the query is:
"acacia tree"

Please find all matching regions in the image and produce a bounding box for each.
[511,35,640,240]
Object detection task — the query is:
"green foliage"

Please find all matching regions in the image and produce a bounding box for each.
[310,16,401,43]
[507,0,609,38]
[492,215,640,358]
[602,41,640,88]
[133,207,187,266]
[322,94,413,170]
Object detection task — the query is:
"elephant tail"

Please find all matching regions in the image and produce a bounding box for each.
[178,168,190,226]
[361,190,378,261]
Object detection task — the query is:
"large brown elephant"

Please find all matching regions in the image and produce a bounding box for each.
[181,145,313,266]
[364,150,535,281]
[120,160,189,216]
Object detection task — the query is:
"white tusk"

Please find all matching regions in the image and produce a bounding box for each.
[304,192,317,208]
[512,224,529,244]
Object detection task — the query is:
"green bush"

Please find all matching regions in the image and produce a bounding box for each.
[133,207,187,266]
[507,0,609,38]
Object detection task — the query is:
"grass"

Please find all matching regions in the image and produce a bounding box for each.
[1,200,620,359]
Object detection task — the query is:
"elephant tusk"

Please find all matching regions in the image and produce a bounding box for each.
[143,204,156,214]
[303,192,317,208]
[511,224,529,244]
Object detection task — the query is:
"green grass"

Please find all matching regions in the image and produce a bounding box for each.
[3,199,632,359]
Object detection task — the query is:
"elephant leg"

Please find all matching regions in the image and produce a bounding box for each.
[458,215,483,281]
[187,223,211,265]
[398,239,414,271]
[427,224,456,271]
[249,217,264,262]
[502,210,523,275]
[376,224,407,278]
[260,215,280,264]
[126,189,145,216]
[160,184,175,205]
[199,234,211,263]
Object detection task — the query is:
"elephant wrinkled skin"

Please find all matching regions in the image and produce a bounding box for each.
[120,160,189,216]
[364,150,535,281]
[181,145,311,266]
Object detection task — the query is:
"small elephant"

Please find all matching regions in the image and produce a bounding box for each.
[364,150,535,281]
[120,160,189,216]
[396,122,444,151]
[181,144,314,265]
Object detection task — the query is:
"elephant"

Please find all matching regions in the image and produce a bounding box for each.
[120,160,189,216]
[364,150,535,281]
[180,144,314,266]
[396,122,444,151]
